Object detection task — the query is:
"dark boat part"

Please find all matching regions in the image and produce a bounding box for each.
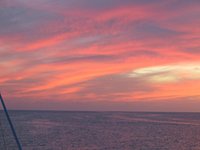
[0,93,22,150]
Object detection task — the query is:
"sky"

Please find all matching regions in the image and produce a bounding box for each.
[0,0,200,111]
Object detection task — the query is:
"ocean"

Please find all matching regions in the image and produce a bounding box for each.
[1,111,200,150]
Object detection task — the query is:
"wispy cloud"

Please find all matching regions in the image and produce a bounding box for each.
[0,0,200,110]
[129,63,200,83]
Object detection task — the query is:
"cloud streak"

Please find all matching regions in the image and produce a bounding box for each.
[0,0,200,111]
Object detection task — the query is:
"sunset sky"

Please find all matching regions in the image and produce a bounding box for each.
[0,0,200,111]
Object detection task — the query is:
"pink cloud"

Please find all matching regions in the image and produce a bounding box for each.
[0,0,200,110]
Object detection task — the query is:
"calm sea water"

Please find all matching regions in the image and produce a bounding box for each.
[1,111,200,150]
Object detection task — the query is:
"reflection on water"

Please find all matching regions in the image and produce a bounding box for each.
[1,111,200,150]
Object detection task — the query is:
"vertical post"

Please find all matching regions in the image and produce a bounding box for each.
[0,93,22,150]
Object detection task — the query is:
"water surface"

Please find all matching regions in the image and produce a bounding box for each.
[1,111,200,150]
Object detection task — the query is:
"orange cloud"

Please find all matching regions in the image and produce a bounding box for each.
[0,0,200,110]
